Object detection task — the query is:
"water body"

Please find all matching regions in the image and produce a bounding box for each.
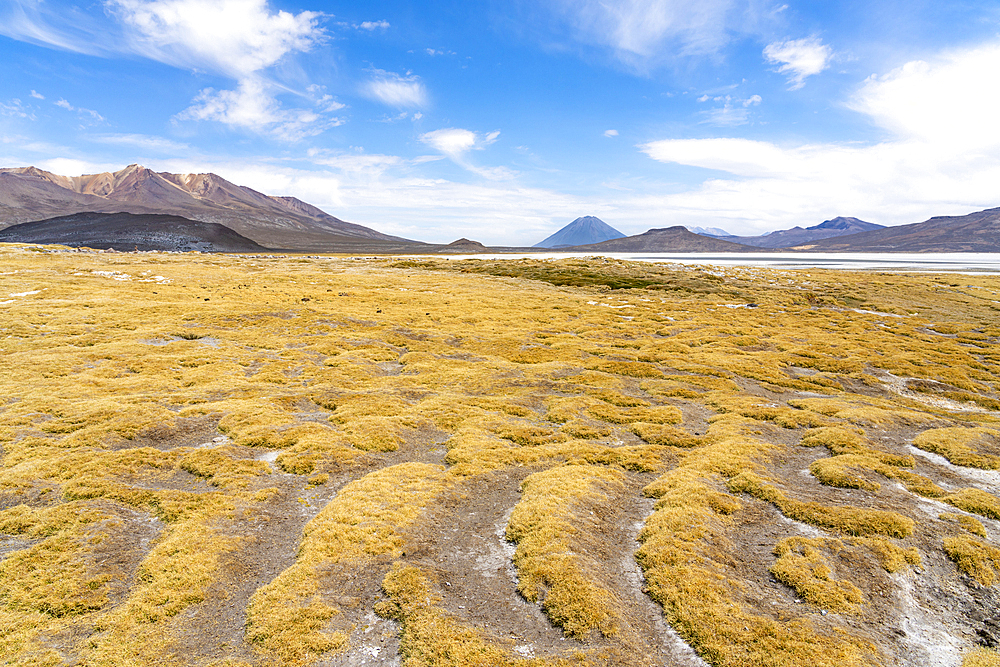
[433,252,1000,273]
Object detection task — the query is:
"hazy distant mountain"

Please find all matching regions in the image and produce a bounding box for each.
[722,217,884,248]
[0,164,409,250]
[534,216,626,248]
[686,225,733,237]
[791,208,1000,252]
[0,212,267,252]
[559,226,757,252]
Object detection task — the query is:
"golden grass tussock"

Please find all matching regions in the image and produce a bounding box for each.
[375,562,570,667]
[245,463,449,662]
[770,537,866,612]
[912,427,1000,469]
[940,512,988,538]
[943,536,1000,586]
[850,537,921,573]
[506,465,627,639]
[727,472,914,538]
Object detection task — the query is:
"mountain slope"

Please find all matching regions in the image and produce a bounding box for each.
[721,217,884,248]
[561,226,759,252]
[793,207,1000,252]
[534,216,626,248]
[0,164,409,250]
[0,212,267,252]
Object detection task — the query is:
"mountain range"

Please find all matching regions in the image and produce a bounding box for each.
[706,217,885,248]
[0,164,407,250]
[1,164,998,254]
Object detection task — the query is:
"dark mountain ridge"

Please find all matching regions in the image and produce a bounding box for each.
[0,212,267,253]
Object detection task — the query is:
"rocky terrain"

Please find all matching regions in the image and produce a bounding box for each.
[0,212,267,253]
[1,248,999,667]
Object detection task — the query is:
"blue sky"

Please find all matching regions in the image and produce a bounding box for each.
[2,0,1000,244]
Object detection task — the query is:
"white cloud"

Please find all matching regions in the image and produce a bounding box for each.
[849,43,1000,149]
[54,98,104,121]
[639,40,1000,233]
[763,36,832,89]
[357,20,389,31]
[604,129,619,137]
[698,94,760,127]
[107,0,323,77]
[30,90,44,100]
[1,99,35,119]
[419,128,510,179]
[363,69,428,107]
[547,0,741,69]
[177,78,343,140]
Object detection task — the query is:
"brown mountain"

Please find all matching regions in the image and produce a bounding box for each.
[0,212,267,253]
[0,164,410,250]
[791,207,1000,252]
[561,226,759,252]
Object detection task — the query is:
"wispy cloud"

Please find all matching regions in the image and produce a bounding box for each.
[176,77,344,140]
[419,128,512,179]
[763,36,832,89]
[604,129,619,137]
[1,99,35,120]
[698,94,760,126]
[363,69,428,108]
[356,20,389,31]
[29,90,44,100]
[55,98,104,121]
[546,0,743,70]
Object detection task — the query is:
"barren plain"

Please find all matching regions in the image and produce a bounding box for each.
[1,246,1000,667]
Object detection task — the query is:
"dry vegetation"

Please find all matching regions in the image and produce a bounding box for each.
[1,246,1000,666]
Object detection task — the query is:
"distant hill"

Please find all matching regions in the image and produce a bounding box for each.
[718,217,884,248]
[0,212,267,252]
[534,216,625,248]
[0,164,410,250]
[791,207,1000,252]
[559,226,758,252]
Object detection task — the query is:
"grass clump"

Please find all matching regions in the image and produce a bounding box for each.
[727,472,914,538]
[245,463,449,662]
[943,536,1000,585]
[376,562,563,667]
[913,427,1000,470]
[770,537,866,612]
[506,465,627,639]
[630,422,699,447]
[940,512,988,538]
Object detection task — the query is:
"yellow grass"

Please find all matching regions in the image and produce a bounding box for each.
[1,247,998,665]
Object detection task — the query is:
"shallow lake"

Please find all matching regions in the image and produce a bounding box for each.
[430,252,1000,273]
